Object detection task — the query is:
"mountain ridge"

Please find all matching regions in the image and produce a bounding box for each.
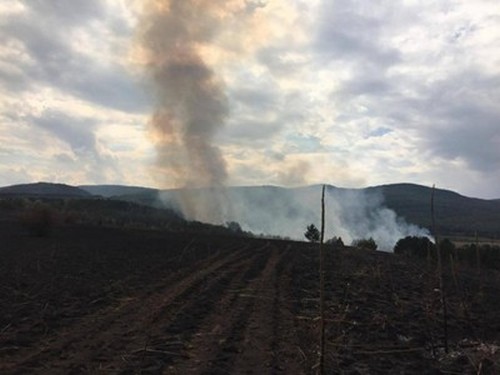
[2,182,499,238]
[0,182,91,198]
[79,182,500,238]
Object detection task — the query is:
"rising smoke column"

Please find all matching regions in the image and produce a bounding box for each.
[138,0,237,222]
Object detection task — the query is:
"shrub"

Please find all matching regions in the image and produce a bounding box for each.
[226,221,243,234]
[20,201,54,237]
[440,238,456,258]
[326,236,344,248]
[457,243,500,270]
[394,236,435,257]
[352,237,378,251]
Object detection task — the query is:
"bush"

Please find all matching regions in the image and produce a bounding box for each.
[20,201,54,237]
[456,243,500,270]
[394,236,435,257]
[440,238,456,258]
[226,221,243,234]
[393,236,500,270]
[326,236,344,248]
[352,237,377,251]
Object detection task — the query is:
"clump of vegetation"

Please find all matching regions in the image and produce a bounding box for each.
[20,200,54,237]
[304,223,320,242]
[352,237,378,251]
[325,236,344,248]
[395,235,500,270]
[226,221,243,234]
[394,235,458,259]
[394,235,435,257]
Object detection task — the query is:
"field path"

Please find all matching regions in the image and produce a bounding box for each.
[2,237,309,374]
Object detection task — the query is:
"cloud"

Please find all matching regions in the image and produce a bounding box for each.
[1,0,500,200]
[0,1,149,113]
[314,0,402,70]
[300,0,500,197]
[0,1,155,187]
[21,0,105,24]
[410,72,500,172]
[30,110,98,156]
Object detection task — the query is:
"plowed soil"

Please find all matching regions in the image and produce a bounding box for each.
[1,221,500,374]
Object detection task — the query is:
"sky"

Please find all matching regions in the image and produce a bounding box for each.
[1,0,500,199]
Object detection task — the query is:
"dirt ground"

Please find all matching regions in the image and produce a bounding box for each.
[1,220,500,374]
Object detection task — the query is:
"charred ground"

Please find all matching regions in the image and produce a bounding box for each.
[1,215,500,374]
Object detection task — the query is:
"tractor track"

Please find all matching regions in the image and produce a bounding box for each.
[2,241,270,374]
[166,244,306,375]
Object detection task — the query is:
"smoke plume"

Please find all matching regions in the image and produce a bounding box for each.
[137,2,429,249]
[138,0,240,223]
[159,185,430,250]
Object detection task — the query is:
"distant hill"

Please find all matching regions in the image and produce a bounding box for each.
[3,182,499,239]
[368,183,500,238]
[91,183,500,239]
[0,182,91,198]
[78,185,158,198]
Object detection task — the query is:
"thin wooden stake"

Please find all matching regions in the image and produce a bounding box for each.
[475,230,483,301]
[319,185,326,374]
[450,254,459,293]
[431,184,449,353]
[475,231,480,273]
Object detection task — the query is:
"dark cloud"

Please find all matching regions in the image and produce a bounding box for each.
[27,110,123,183]
[21,0,105,25]
[315,0,401,70]
[223,86,311,148]
[223,118,282,144]
[0,3,149,113]
[30,110,98,156]
[230,86,278,112]
[67,64,150,113]
[368,70,500,172]
[417,74,500,171]
[339,66,500,173]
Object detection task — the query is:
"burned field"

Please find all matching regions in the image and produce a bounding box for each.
[1,222,500,374]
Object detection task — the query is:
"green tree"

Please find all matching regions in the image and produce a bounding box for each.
[305,224,320,243]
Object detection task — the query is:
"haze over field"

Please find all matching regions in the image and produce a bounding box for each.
[158,185,429,250]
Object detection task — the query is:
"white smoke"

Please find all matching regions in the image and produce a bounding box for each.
[160,185,429,251]
[137,2,430,246]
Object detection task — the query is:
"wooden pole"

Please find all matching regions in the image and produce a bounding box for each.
[319,185,326,374]
[475,231,481,276]
[475,230,483,299]
[431,184,449,353]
